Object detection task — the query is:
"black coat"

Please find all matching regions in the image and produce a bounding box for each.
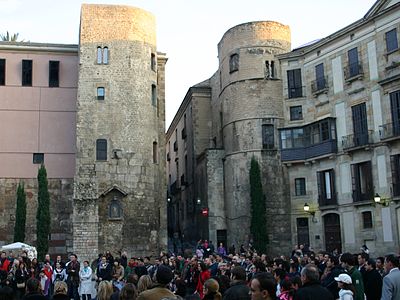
[364,269,382,300]
[321,266,343,299]
[97,263,112,281]
[222,281,250,300]
[294,281,334,300]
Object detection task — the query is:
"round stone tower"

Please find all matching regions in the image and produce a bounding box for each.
[73,4,167,260]
[216,21,292,254]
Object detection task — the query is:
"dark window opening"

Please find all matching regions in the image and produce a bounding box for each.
[351,161,373,202]
[296,218,310,246]
[49,61,59,87]
[151,84,157,106]
[362,211,373,229]
[96,139,107,161]
[229,53,239,73]
[347,47,360,78]
[315,63,326,90]
[351,103,368,146]
[22,60,32,86]
[109,196,122,219]
[295,178,306,196]
[153,141,158,164]
[386,28,398,53]
[317,169,336,205]
[290,106,303,121]
[33,153,44,164]
[0,59,5,85]
[151,53,156,71]
[97,87,105,100]
[262,124,274,149]
[287,69,302,98]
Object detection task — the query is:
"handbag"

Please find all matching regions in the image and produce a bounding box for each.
[17,282,25,288]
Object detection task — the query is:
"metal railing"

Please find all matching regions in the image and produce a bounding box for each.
[287,86,304,99]
[342,131,373,150]
[311,76,328,94]
[379,122,400,140]
[344,62,364,80]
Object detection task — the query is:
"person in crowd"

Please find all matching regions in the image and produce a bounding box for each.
[273,268,286,297]
[0,252,10,273]
[217,243,227,257]
[137,275,153,294]
[222,266,250,300]
[363,258,382,300]
[79,260,92,300]
[105,251,114,265]
[53,256,64,270]
[97,280,113,300]
[42,261,53,296]
[203,278,222,300]
[249,272,276,300]
[196,261,211,298]
[125,257,136,280]
[51,281,69,300]
[375,257,385,277]
[112,258,125,283]
[290,276,301,291]
[294,264,333,300]
[52,262,66,284]
[0,286,15,300]
[357,253,368,279]
[119,283,137,300]
[339,253,364,300]
[120,251,128,269]
[381,254,400,300]
[38,270,50,298]
[22,277,47,300]
[66,254,80,300]
[334,273,355,300]
[137,265,177,300]
[278,279,294,300]
[30,258,40,279]
[15,261,29,299]
[321,255,343,299]
[134,258,148,278]
[96,256,112,282]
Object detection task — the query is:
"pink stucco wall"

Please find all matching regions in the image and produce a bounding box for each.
[0,46,78,178]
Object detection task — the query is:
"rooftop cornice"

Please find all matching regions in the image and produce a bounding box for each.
[0,41,78,53]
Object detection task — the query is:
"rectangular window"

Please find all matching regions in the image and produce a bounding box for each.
[153,142,158,163]
[97,47,102,64]
[386,28,398,53]
[295,178,306,196]
[33,153,44,164]
[262,124,274,149]
[351,161,373,202]
[315,63,326,90]
[49,61,59,87]
[97,87,105,100]
[390,90,400,136]
[290,106,303,121]
[151,84,157,106]
[0,59,5,85]
[296,218,310,246]
[390,154,400,197]
[287,69,302,98]
[151,53,156,71]
[352,103,368,146]
[362,211,373,229]
[22,60,32,86]
[103,47,109,64]
[347,47,360,78]
[229,53,239,73]
[317,169,336,205]
[96,139,107,161]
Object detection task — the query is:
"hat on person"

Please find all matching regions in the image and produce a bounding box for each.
[155,265,174,284]
[334,273,352,284]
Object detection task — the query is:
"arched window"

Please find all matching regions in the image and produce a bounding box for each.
[103,47,109,64]
[96,139,107,161]
[97,47,102,64]
[109,196,122,220]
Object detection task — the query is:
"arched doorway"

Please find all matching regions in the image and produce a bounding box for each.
[324,213,342,253]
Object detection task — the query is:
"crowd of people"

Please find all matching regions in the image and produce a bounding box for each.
[0,241,399,300]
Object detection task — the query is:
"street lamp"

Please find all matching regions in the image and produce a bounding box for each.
[303,203,317,223]
[374,193,390,206]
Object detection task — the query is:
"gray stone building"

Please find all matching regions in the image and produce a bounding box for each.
[166,0,400,256]
[0,4,167,261]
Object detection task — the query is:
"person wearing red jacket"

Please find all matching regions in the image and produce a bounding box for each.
[0,251,10,272]
[196,261,211,299]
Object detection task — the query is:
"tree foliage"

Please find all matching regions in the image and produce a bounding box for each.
[249,156,268,253]
[14,182,27,242]
[0,31,26,42]
[37,165,50,261]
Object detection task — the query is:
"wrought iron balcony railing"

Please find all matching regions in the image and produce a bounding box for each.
[311,76,328,94]
[344,62,364,80]
[342,131,373,150]
[379,122,400,140]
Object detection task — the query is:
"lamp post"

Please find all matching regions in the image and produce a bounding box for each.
[303,203,317,223]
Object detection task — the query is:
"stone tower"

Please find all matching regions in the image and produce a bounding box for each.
[73,4,167,261]
[213,21,292,254]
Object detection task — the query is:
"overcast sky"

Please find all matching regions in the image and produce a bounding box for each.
[1,0,377,127]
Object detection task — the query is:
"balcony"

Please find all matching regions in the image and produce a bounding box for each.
[281,139,337,161]
[311,76,328,95]
[173,141,178,152]
[287,86,304,99]
[342,131,374,151]
[379,122,400,141]
[352,189,374,203]
[344,63,364,81]
[318,193,338,207]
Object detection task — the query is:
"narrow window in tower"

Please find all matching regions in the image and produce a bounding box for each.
[103,47,109,64]
[151,84,157,106]
[229,53,239,73]
[0,59,5,85]
[96,139,107,161]
[151,53,156,71]
[153,141,158,163]
[49,61,59,87]
[22,60,32,86]
[270,61,275,78]
[97,47,102,64]
[97,87,105,100]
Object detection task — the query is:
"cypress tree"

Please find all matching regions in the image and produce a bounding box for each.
[14,182,27,242]
[249,156,268,253]
[37,164,50,261]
